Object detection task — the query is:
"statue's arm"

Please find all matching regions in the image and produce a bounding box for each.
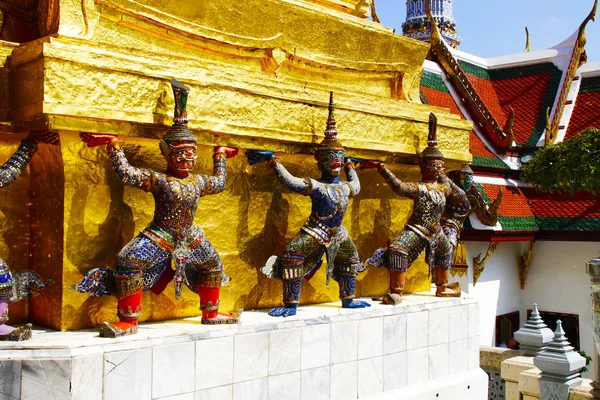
[0,139,37,188]
[378,164,418,199]
[344,161,361,197]
[270,157,310,195]
[443,181,470,232]
[107,141,157,192]
[200,151,228,196]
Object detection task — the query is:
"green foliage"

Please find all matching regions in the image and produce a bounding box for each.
[576,349,592,373]
[521,128,600,194]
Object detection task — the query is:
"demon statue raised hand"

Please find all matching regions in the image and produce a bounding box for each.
[363,113,469,304]
[246,92,370,317]
[0,131,57,341]
[74,79,240,338]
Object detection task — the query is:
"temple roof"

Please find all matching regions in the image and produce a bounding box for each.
[462,180,600,239]
[420,63,511,169]
[565,70,600,140]
[414,0,600,241]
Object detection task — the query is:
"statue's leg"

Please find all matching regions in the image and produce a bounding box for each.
[270,232,321,317]
[383,230,427,304]
[186,237,240,324]
[434,234,461,297]
[100,236,169,338]
[333,236,370,308]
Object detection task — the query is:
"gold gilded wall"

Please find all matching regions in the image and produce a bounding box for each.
[3,0,473,330]
[0,134,32,325]
[58,130,430,331]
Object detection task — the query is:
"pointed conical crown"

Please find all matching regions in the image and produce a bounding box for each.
[315,91,345,154]
[460,163,474,175]
[419,113,444,160]
[162,79,196,144]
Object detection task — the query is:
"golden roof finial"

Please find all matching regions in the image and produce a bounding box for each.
[544,107,554,143]
[370,0,381,23]
[504,107,515,146]
[425,0,443,47]
[525,27,530,52]
[578,0,598,48]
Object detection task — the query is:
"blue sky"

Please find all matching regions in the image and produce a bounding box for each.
[375,0,600,62]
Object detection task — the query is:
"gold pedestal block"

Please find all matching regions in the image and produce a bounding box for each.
[2,0,472,330]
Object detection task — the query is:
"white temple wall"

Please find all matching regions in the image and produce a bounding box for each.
[459,241,523,347]
[520,241,599,379]
[457,240,598,379]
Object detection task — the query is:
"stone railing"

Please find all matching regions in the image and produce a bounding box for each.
[480,345,519,399]
[500,356,595,400]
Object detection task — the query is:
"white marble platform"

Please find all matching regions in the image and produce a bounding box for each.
[0,290,486,400]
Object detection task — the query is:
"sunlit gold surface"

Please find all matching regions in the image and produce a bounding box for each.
[3,0,472,330]
[56,132,431,330]
[0,135,32,325]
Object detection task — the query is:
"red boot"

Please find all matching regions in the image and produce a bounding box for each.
[100,290,142,338]
[197,285,241,325]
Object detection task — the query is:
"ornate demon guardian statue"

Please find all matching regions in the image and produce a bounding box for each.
[449,163,502,227]
[363,113,469,304]
[0,131,57,341]
[75,79,240,337]
[246,92,369,317]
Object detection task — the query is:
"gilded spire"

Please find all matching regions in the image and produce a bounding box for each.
[546,0,596,145]
[315,91,344,154]
[525,27,530,52]
[324,91,337,140]
[424,1,512,152]
[504,107,515,146]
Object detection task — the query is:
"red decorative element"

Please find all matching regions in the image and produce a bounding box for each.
[150,267,175,295]
[492,73,553,145]
[198,285,220,319]
[565,91,600,140]
[115,290,142,330]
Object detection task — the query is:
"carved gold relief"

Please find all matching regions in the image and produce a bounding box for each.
[519,241,536,290]
[473,242,499,286]
[450,240,468,278]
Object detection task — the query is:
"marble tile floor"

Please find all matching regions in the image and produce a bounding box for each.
[0,291,482,400]
[0,290,476,357]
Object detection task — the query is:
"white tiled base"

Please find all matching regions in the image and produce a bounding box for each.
[0,291,486,399]
[363,368,489,400]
